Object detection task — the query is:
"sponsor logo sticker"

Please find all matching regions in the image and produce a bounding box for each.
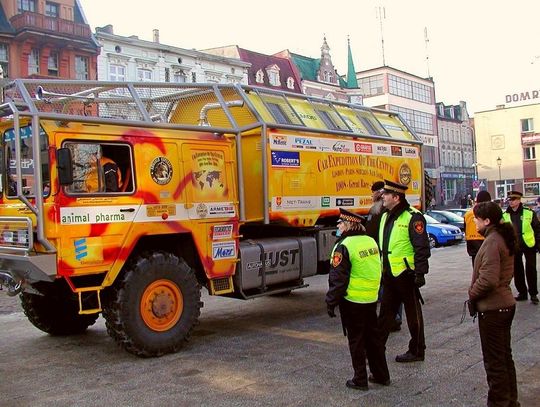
[212,241,236,260]
[196,203,208,218]
[321,196,331,207]
[208,203,235,216]
[272,135,288,146]
[271,151,300,167]
[150,156,173,185]
[355,143,372,153]
[391,146,403,156]
[212,224,234,240]
[399,163,412,185]
[336,198,355,206]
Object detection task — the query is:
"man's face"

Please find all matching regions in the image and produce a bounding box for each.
[371,189,383,203]
[509,197,521,210]
[382,191,399,210]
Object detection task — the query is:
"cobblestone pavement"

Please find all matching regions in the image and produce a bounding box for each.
[1,243,539,406]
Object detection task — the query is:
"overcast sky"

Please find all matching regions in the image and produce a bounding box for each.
[79,0,540,115]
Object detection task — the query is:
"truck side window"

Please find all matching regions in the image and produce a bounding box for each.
[64,142,133,195]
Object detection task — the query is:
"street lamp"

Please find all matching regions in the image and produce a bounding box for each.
[496,156,502,198]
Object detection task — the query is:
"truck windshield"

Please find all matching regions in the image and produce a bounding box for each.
[3,125,50,198]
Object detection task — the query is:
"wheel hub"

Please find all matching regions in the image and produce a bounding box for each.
[140,279,183,332]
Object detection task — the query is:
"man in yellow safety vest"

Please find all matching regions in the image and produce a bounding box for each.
[503,190,540,304]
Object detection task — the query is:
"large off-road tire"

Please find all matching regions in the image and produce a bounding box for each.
[20,280,98,336]
[102,251,202,357]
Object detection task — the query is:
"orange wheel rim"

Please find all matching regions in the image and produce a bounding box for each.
[140,279,183,332]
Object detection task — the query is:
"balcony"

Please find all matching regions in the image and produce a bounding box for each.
[10,12,91,39]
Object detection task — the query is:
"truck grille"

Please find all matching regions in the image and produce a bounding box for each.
[0,217,33,251]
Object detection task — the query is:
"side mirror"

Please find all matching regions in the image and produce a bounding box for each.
[57,148,73,185]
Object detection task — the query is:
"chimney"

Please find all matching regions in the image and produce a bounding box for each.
[153,29,160,43]
[96,24,114,34]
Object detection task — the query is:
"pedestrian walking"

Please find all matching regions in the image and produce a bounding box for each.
[377,180,431,363]
[469,201,519,407]
[326,208,390,391]
[502,190,540,304]
[464,190,492,265]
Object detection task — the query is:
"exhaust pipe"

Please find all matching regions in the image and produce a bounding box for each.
[0,272,23,296]
[198,100,244,126]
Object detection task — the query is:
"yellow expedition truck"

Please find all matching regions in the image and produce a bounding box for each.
[0,80,424,356]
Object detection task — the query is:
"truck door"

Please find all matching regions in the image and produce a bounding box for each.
[57,139,141,276]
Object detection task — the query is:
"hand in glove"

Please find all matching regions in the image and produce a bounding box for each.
[414,273,426,288]
[327,305,336,318]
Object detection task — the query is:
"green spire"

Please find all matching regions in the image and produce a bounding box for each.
[346,36,358,88]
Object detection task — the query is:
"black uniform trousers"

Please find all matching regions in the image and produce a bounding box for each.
[478,306,518,407]
[378,271,425,356]
[339,299,389,386]
[513,248,538,297]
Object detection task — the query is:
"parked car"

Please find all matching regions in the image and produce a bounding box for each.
[426,210,465,231]
[445,208,468,218]
[424,214,464,248]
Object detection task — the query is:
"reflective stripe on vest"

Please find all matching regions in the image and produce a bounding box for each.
[379,208,416,276]
[503,210,535,247]
[330,235,381,303]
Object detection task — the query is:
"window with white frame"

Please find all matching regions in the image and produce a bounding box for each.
[266,65,281,87]
[75,56,88,80]
[137,68,152,82]
[18,0,36,12]
[358,74,383,96]
[255,69,264,84]
[521,118,533,132]
[524,146,536,160]
[45,2,59,17]
[28,48,39,75]
[173,70,187,83]
[47,51,58,76]
[109,64,126,82]
[286,77,295,90]
[0,43,8,77]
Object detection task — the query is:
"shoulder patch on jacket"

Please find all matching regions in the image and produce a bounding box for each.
[413,220,424,234]
[331,252,343,267]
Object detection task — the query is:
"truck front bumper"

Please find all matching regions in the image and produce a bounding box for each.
[0,252,56,295]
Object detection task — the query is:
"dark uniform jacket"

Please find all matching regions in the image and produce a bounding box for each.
[326,229,368,308]
[379,200,431,275]
[505,204,540,251]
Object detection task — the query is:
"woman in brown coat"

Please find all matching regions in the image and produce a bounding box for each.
[469,201,519,407]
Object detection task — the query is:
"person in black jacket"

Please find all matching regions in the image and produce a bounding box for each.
[377,180,431,363]
[503,190,540,304]
[326,209,390,391]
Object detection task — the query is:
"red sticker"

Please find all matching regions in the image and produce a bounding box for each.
[413,220,424,234]
[332,252,343,267]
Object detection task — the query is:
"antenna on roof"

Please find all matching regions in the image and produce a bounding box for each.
[424,27,431,78]
[376,6,386,66]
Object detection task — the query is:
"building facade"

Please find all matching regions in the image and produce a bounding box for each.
[475,103,540,201]
[203,45,301,93]
[436,101,476,204]
[275,37,362,103]
[0,0,98,79]
[355,66,440,195]
[95,26,249,85]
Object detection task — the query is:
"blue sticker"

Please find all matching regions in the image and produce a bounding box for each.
[74,238,88,260]
[271,151,300,167]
